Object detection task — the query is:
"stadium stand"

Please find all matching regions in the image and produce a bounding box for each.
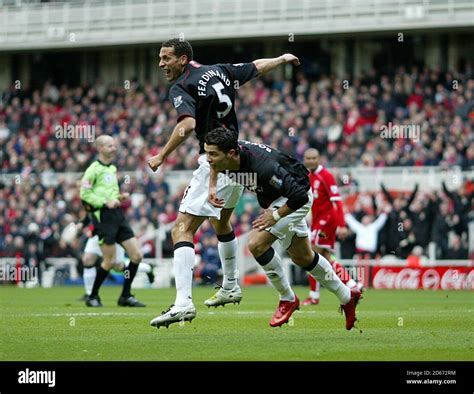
[0,0,473,289]
[1,69,472,270]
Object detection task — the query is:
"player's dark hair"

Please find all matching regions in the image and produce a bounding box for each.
[205,127,239,154]
[161,38,193,62]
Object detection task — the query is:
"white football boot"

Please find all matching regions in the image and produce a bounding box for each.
[204,285,242,308]
[150,304,196,329]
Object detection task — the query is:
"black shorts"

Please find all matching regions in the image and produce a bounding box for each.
[91,207,134,246]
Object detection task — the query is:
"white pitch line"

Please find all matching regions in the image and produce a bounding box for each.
[3,312,150,317]
[3,309,470,318]
[204,310,320,315]
[2,310,324,318]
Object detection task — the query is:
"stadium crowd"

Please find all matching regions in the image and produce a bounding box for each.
[1,66,473,173]
[1,66,473,270]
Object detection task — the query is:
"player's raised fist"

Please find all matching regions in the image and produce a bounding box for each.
[148,154,164,172]
[280,53,300,66]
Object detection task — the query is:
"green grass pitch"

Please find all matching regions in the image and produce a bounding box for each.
[1,286,473,361]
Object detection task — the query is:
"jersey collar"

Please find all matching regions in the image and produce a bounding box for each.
[174,65,190,85]
[98,159,113,167]
[189,60,202,68]
[314,165,323,174]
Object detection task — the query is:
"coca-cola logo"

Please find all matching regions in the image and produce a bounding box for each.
[441,269,463,290]
[465,270,474,290]
[373,269,420,289]
[422,269,440,289]
[373,267,474,290]
[439,269,474,290]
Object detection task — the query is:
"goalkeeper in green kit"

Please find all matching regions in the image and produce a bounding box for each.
[80,135,145,307]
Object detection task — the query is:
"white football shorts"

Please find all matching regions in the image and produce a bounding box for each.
[266,191,313,250]
[179,155,244,219]
[84,235,126,263]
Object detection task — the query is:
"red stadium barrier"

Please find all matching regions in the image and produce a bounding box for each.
[372,266,473,290]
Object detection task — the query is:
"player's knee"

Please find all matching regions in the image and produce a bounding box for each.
[130,251,143,264]
[101,260,114,271]
[101,248,115,264]
[112,262,124,271]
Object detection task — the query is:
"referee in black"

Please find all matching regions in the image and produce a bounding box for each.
[80,135,145,307]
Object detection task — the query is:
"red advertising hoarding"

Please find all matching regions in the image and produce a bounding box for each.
[372,266,474,290]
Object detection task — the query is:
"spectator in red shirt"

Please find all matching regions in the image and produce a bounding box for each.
[302,148,362,306]
[406,83,424,110]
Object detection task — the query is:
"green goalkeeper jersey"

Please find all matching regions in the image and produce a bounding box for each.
[80,160,120,212]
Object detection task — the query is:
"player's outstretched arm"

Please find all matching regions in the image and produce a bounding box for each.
[252,53,300,77]
[148,117,196,172]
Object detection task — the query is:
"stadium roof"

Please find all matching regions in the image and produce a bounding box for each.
[0,0,474,51]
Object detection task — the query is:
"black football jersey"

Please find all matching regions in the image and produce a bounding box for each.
[169,60,257,153]
[226,141,310,210]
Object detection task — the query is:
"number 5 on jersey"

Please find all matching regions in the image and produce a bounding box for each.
[212,82,232,119]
